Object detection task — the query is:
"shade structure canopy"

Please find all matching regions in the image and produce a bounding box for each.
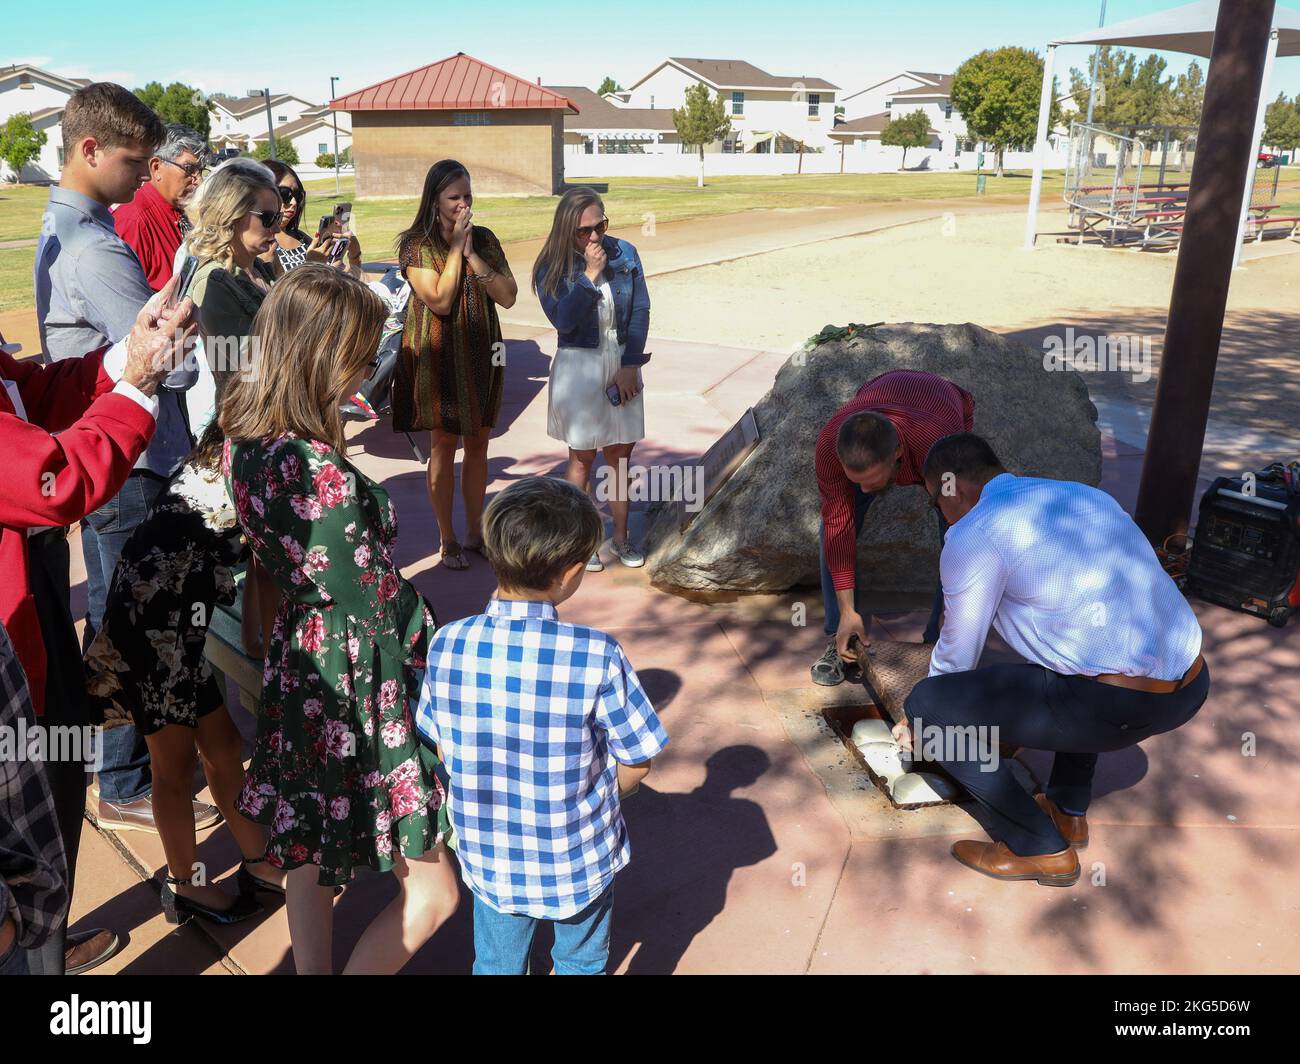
[1024,1,1296,257]
[1049,0,1300,58]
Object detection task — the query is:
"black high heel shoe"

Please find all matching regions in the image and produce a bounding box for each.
[160,875,262,926]
[238,858,344,898]
[237,858,286,898]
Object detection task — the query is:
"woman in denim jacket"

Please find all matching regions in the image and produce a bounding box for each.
[533,189,650,570]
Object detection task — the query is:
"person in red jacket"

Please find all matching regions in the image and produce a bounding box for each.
[0,274,195,975]
[112,124,207,292]
[811,369,975,686]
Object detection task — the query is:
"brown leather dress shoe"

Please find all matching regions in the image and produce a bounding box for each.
[96,795,222,834]
[950,840,1080,887]
[1035,793,1089,849]
[65,928,122,975]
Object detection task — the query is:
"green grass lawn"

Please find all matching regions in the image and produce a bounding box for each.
[0,184,52,243]
[3,164,1291,313]
[302,170,1069,262]
[0,246,36,312]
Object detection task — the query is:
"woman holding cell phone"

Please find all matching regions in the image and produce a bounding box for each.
[394,159,518,571]
[260,160,364,280]
[533,188,650,571]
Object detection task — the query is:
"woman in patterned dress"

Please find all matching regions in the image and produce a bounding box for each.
[84,160,290,928]
[393,160,518,571]
[220,266,458,975]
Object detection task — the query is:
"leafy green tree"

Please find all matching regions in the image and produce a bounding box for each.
[134,81,215,138]
[597,76,622,96]
[952,46,1059,176]
[0,113,47,183]
[1264,93,1300,162]
[251,138,299,165]
[1168,60,1205,130]
[672,82,731,188]
[1068,47,1175,133]
[880,110,932,170]
[316,152,335,168]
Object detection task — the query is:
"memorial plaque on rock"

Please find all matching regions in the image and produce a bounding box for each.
[676,407,760,531]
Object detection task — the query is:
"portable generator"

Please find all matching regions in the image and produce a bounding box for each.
[1186,462,1300,628]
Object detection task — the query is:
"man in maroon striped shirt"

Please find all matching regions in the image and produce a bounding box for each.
[812,369,974,685]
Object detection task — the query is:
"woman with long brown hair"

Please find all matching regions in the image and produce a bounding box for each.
[220,266,459,974]
[84,159,288,927]
[533,188,650,571]
[394,160,517,571]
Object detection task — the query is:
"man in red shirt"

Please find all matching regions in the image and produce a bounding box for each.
[113,124,207,291]
[812,369,974,685]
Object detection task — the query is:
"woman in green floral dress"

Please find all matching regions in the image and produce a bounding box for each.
[220,266,459,974]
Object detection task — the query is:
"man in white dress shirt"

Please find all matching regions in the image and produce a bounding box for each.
[896,433,1209,886]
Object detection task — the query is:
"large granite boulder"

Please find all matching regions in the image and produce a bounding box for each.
[644,322,1101,594]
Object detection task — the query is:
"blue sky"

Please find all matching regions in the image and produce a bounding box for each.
[6,0,1299,104]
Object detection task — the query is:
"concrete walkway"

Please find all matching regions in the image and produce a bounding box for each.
[71,326,1300,975]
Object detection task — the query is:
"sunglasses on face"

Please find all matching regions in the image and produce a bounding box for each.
[278,186,302,205]
[575,219,609,239]
[161,158,205,180]
[247,207,283,229]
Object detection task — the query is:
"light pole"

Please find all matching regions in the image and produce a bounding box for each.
[249,87,276,160]
[1084,0,1109,126]
[329,75,341,197]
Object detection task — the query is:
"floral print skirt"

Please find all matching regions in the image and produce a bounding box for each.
[235,598,450,886]
[84,463,245,734]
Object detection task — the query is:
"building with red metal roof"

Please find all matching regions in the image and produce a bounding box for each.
[330,53,578,197]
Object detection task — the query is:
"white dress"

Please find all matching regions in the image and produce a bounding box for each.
[547,279,645,450]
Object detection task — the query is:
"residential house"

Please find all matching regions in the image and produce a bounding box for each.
[619,57,838,153]
[0,63,92,182]
[545,85,678,155]
[210,93,316,153]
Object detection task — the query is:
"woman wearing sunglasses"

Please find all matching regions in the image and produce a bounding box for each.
[85,157,289,927]
[533,187,650,571]
[261,159,364,280]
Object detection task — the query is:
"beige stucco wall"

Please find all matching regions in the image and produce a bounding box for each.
[347,109,565,197]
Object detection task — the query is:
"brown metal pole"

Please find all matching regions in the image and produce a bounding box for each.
[1133,0,1276,545]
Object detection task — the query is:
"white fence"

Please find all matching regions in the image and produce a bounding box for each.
[563,144,1067,179]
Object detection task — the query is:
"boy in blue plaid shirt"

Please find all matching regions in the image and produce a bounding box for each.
[415,476,668,975]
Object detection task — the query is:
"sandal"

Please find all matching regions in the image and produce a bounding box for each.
[464,538,487,559]
[440,541,469,570]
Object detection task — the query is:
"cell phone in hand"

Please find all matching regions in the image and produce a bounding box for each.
[318,214,335,238]
[606,383,622,407]
[328,238,348,263]
[171,255,199,308]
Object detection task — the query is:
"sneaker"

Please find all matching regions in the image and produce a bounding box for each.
[611,540,645,568]
[585,552,605,572]
[810,639,844,687]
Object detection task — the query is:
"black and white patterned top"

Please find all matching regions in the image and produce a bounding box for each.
[274,234,311,274]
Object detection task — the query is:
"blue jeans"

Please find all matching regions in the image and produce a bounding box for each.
[904,661,1210,855]
[1,933,29,975]
[81,471,166,803]
[819,486,945,642]
[472,887,614,975]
